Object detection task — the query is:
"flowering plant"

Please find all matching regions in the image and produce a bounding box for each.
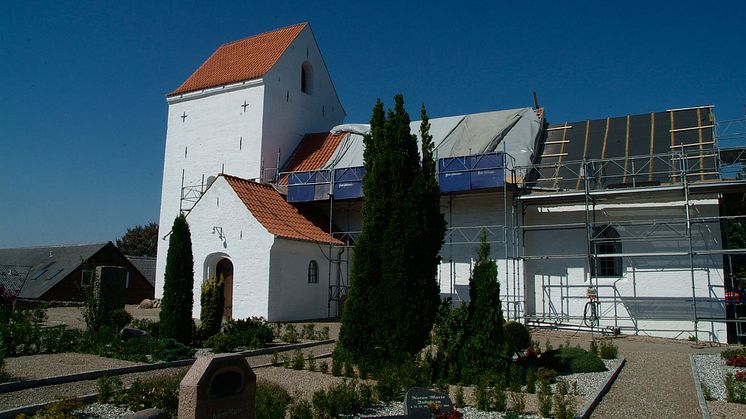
[726,355,746,367]
[735,370,746,383]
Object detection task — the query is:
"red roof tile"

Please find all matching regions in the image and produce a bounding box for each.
[223,175,342,245]
[168,23,306,97]
[280,132,346,185]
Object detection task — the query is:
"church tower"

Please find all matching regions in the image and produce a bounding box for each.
[155,23,345,297]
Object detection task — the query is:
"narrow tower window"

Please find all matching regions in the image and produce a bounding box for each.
[308,260,318,284]
[301,61,313,94]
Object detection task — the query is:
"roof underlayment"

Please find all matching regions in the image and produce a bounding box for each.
[283,107,543,176]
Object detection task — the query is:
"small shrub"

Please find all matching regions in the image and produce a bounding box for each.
[307,353,317,371]
[343,361,355,377]
[539,347,606,374]
[525,368,536,393]
[223,317,274,348]
[97,375,124,404]
[316,326,330,340]
[510,391,526,413]
[271,351,280,366]
[720,346,746,360]
[508,363,522,392]
[198,274,224,340]
[301,323,316,340]
[736,370,746,383]
[292,349,305,370]
[504,321,531,355]
[590,339,599,356]
[256,380,292,419]
[544,339,553,352]
[282,324,300,343]
[331,360,342,376]
[702,383,713,401]
[535,367,558,382]
[490,382,507,412]
[126,375,181,417]
[25,397,83,419]
[204,333,236,353]
[281,353,291,368]
[553,380,578,419]
[454,386,465,408]
[599,340,618,359]
[110,309,133,330]
[319,360,329,374]
[474,381,490,411]
[537,379,553,417]
[153,338,195,361]
[312,380,374,417]
[288,399,314,419]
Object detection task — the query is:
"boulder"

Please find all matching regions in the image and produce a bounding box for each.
[121,408,168,419]
[121,327,149,339]
[138,299,154,309]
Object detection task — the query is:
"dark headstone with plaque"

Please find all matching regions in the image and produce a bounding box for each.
[178,354,257,419]
[404,387,454,418]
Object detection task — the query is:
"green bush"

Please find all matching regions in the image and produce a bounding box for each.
[331,360,342,376]
[97,375,124,404]
[109,309,133,330]
[319,361,329,374]
[510,391,526,414]
[153,338,195,362]
[433,300,468,383]
[454,386,465,408]
[725,372,746,404]
[22,397,83,419]
[590,339,599,356]
[553,380,578,419]
[199,274,224,340]
[287,399,313,419]
[292,349,305,370]
[307,352,317,372]
[525,368,536,393]
[312,380,374,417]
[256,380,292,419]
[599,340,618,359]
[223,317,274,348]
[126,375,181,417]
[282,323,300,343]
[204,333,236,353]
[300,323,316,340]
[539,347,606,374]
[537,379,553,417]
[535,367,558,382]
[504,321,531,355]
[721,346,746,360]
[474,381,490,411]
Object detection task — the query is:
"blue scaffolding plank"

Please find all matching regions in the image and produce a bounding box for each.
[287,170,331,202]
[438,152,505,192]
[333,167,365,200]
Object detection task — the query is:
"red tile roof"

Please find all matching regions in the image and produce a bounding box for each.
[280,132,347,185]
[223,175,342,245]
[168,23,307,97]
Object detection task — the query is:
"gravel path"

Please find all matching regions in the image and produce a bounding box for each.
[3,353,144,381]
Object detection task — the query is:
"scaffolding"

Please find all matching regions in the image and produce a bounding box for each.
[514,108,746,342]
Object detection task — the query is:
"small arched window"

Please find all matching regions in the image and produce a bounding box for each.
[592,226,622,277]
[308,260,318,283]
[301,61,313,94]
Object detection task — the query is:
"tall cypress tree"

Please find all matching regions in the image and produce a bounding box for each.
[160,214,194,344]
[336,95,445,369]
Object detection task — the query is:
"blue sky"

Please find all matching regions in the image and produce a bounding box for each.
[1,1,744,248]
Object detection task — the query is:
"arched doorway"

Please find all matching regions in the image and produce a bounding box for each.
[216,258,234,319]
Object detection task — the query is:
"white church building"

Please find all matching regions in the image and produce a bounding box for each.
[156,23,746,343]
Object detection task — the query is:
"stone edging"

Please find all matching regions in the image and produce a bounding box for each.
[576,357,626,419]
[689,354,712,419]
[0,350,336,419]
[0,339,335,394]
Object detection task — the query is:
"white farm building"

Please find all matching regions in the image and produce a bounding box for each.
[156,23,746,343]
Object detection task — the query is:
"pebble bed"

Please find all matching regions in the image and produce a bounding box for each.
[693,354,746,401]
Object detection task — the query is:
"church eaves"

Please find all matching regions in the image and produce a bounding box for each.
[168,23,307,97]
[222,174,342,245]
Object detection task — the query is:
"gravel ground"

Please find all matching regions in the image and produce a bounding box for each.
[693,353,746,419]
[3,353,144,381]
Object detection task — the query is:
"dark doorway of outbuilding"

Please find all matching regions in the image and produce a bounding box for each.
[216,258,233,320]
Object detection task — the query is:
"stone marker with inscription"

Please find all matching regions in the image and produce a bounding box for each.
[404,387,454,418]
[178,353,257,419]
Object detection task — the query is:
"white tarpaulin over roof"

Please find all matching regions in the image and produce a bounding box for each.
[320,107,541,171]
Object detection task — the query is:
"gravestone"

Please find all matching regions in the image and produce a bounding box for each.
[404,387,454,418]
[178,353,257,419]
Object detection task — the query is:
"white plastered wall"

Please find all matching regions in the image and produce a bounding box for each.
[438,191,523,319]
[261,25,345,174]
[522,194,726,342]
[267,238,349,321]
[156,83,266,298]
[185,177,274,319]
